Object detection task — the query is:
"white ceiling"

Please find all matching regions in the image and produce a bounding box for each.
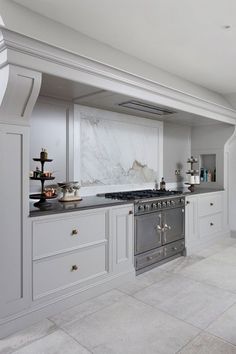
[14,0,236,95]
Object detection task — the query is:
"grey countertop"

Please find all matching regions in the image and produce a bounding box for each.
[29,196,133,217]
[29,187,224,217]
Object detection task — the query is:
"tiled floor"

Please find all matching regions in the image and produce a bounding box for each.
[1,238,236,354]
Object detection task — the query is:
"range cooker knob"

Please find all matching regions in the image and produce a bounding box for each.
[171,200,176,206]
[138,205,144,211]
[157,202,161,208]
[162,201,166,207]
[167,201,171,207]
[151,203,157,209]
[180,198,185,204]
[144,204,150,210]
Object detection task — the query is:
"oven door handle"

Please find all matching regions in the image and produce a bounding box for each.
[163,224,171,231]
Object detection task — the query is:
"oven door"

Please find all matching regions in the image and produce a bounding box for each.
[135,212,162,255]
[162,207,185,245]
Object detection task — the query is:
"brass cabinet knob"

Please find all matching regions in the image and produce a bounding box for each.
[210,222,214,226]
[71,265,78,271]
[210,202,214,206]
[186,201,190,204]
[71,229,78,235]
[129,210,133,215]
[147,256,153,261]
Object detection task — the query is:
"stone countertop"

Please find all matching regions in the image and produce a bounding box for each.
[180,187,224,196]
[29,188,224,217]
[29,196,133,217]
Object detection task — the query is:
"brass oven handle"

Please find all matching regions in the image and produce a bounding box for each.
[71,265,78,271]
[71,229,78,236]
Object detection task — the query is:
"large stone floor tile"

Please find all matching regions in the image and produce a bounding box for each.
[134,273,236,329]
[157,255,204,273]
[50,289,125,327]
[207,303,236,346]
[117,268,167,295]
[0,319,57,354]
[178,332,236,354]
[12,330,90,354]
[179,258,236,293]
[208,247,236,266]
[63,295,199,354]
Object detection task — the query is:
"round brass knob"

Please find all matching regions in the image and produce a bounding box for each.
[129,210,133,215]
[71,229,78,235]
[210,203,214,206]
[71,265,78,271]
[210,222,214,226]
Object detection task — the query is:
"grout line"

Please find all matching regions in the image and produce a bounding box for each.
[204,330,236,348]
[175,329,205,353]
[60,327,93,353]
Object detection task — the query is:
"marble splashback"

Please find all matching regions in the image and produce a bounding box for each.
[76,105,163,190]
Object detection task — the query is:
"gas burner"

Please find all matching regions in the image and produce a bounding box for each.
[103,189,182,200]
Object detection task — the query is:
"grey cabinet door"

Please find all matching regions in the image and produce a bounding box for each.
[162,207,185,244]
[135,212,162,254]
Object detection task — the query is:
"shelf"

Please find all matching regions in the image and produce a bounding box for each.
[29,193,57,200]
[30,177,55,181]
[33,158,53,162]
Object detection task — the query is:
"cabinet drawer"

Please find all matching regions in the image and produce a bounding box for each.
[33,244,107,299]
[135,247,164,270]
[164,239,185,258]
[199,213,223,237]
[198,193,222,217]
[33,210,107,259]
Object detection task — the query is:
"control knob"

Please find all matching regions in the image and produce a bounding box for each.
[171,200,176,206]
[167,201,171,207]
[157,202,161,208]
[162,201,166,207]
[180,198,185,204]
[144,204,150,210]
[151,203,157,209]
[138,205,144,211]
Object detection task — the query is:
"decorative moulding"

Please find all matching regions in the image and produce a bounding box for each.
[0,64,42,125]
[0,27,236,125]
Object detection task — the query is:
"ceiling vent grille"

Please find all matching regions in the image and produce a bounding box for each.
[118,100,176,116]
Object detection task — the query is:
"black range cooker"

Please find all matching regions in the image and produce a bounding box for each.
[104,189,186,274]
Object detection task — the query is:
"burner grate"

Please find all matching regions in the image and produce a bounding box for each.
[103,189,182,200]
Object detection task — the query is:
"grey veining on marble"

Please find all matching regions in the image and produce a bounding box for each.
[11,330,90,354]
[207,303,236,346]
[62,295,199,354]
[80,109,159,186]
[178,332,236,354]
[0,319,57,354]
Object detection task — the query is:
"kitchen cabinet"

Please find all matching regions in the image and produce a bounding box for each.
[185,191,229,254]
[0,124,30,319]
[0,203,134,338]
[111,205,134,274]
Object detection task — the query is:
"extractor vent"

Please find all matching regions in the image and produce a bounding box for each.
[118,100,176,116]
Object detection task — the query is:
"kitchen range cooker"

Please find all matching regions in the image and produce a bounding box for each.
[104,189,186,274]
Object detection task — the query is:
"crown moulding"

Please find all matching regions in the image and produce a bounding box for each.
[0,26,236,125]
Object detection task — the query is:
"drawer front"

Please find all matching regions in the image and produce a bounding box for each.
[198,193,222,217]
[135,247,164,270]
[164,239,185,259]
[33,244,107,299]
[33,210,107,259]
[199,213,222,237]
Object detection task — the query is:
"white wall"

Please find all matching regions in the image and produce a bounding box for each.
[30,97,73,193]
[0,0,232,110]
[163,122,191,185]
